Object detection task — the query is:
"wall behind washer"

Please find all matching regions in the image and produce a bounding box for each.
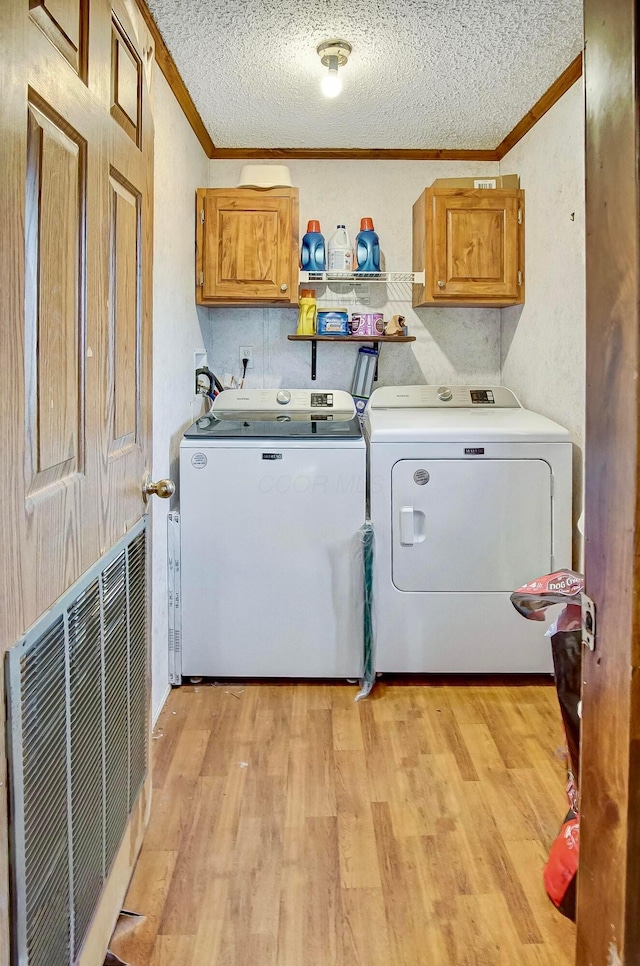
[152,69,209,720]
[500,80,586,560]
[201,159,503,390]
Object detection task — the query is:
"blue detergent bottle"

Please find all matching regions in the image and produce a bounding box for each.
[356,217,381,273]
[301,220,326,272]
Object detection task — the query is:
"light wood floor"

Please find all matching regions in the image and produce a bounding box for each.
[113,681,576,965]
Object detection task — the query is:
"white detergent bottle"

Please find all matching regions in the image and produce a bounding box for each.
[327,224,353,272]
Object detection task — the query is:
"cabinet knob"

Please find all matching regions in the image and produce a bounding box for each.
[437,280,445,289]
[280,283,288,292]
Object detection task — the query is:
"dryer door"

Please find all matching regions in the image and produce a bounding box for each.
[392,459,552,592]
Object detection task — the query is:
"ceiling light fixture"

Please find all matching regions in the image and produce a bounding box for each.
[317,39,352,99]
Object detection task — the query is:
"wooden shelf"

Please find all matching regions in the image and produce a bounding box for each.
[287,334,416,380]
[287,334,415,343]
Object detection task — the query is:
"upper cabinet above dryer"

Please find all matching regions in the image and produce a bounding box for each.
[412,186,525,308]
[196,187,299,306]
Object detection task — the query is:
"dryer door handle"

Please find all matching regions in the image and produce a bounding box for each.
[400,506,426,546]
[400,506,416,545]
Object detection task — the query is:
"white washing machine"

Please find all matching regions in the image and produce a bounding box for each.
[179,389,365,679]
[365,385,572,673]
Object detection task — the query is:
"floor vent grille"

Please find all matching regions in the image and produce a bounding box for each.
[6,518,148,966]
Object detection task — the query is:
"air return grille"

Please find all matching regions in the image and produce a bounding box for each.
[6,518,148,966]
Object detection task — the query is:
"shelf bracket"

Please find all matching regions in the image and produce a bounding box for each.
[311,339,317,381]
[372,343,380,381]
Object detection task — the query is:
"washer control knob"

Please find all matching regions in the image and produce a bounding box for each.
[437,386,453,402]
[276,390,292,405]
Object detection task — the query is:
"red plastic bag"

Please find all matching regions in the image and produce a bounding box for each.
[544,809,580,920]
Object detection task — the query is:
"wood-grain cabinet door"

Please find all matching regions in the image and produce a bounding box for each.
[431,189,521,300]
[198,188,297,303]
[1,0,155,962]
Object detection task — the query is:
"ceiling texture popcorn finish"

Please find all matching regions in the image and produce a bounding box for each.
[145,0,582,150]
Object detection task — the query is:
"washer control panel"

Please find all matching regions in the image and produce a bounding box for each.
[470,389,495,405]
[311,393,334,408]
[211,388,355,415]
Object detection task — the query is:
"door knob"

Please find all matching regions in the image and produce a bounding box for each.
[280,283,288,292]
[143,475,175,501]
[437,280,445,289]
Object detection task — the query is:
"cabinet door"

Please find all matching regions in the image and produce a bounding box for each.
[431,189,521,300]
[199,189,295,302]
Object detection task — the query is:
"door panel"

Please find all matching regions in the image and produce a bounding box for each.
[29,0,88,77]
[220,209,279,281]
[432,190,520,299]
[392,459,552,592]
[109,172,139,448]
[110,14,142,146]
[448,208,504,280]
[25,97,86,491]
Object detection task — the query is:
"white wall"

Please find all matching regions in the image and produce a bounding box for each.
[151,70,208,720]
[203,160,503,390]
[500,81,586,560]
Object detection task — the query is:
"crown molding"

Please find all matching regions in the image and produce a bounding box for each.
[495,52,583,159]
[134,0,215,157]
[209,147,501,161]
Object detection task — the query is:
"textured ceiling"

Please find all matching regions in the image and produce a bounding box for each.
[147,0,583,149]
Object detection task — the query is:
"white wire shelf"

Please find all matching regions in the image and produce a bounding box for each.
[300,271,424,285]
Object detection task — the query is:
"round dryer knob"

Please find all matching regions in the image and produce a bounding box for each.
[437,386,453,401]
[276,390,292,405]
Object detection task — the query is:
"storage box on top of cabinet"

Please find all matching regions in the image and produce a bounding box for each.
[196,187,299,306]
[412,183,525,308]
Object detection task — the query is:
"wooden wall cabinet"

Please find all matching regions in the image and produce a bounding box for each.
[412,187,525,307]
[196,187,299,306]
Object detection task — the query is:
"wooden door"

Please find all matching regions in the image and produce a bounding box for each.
[0,0,154,961]
[431,189,521,300]
[576,0,640,962]
[197,187,298,304]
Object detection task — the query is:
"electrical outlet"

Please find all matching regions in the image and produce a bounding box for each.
[239,346,254,369]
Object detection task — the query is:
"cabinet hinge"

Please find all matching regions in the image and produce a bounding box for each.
[582,593,596,651]
[200,209,205,224]
[517,208,523,225]
[517,270,523,286]
[199,271,204,286]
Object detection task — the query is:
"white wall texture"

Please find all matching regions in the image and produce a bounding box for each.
[203,160,503,390]
[500,80,586,558]
[151,70,208,720]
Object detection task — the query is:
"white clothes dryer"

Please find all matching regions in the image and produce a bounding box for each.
[179,389,365,680]
[365,385,572,673]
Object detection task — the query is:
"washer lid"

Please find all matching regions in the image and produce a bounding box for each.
[184,413,363,440]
